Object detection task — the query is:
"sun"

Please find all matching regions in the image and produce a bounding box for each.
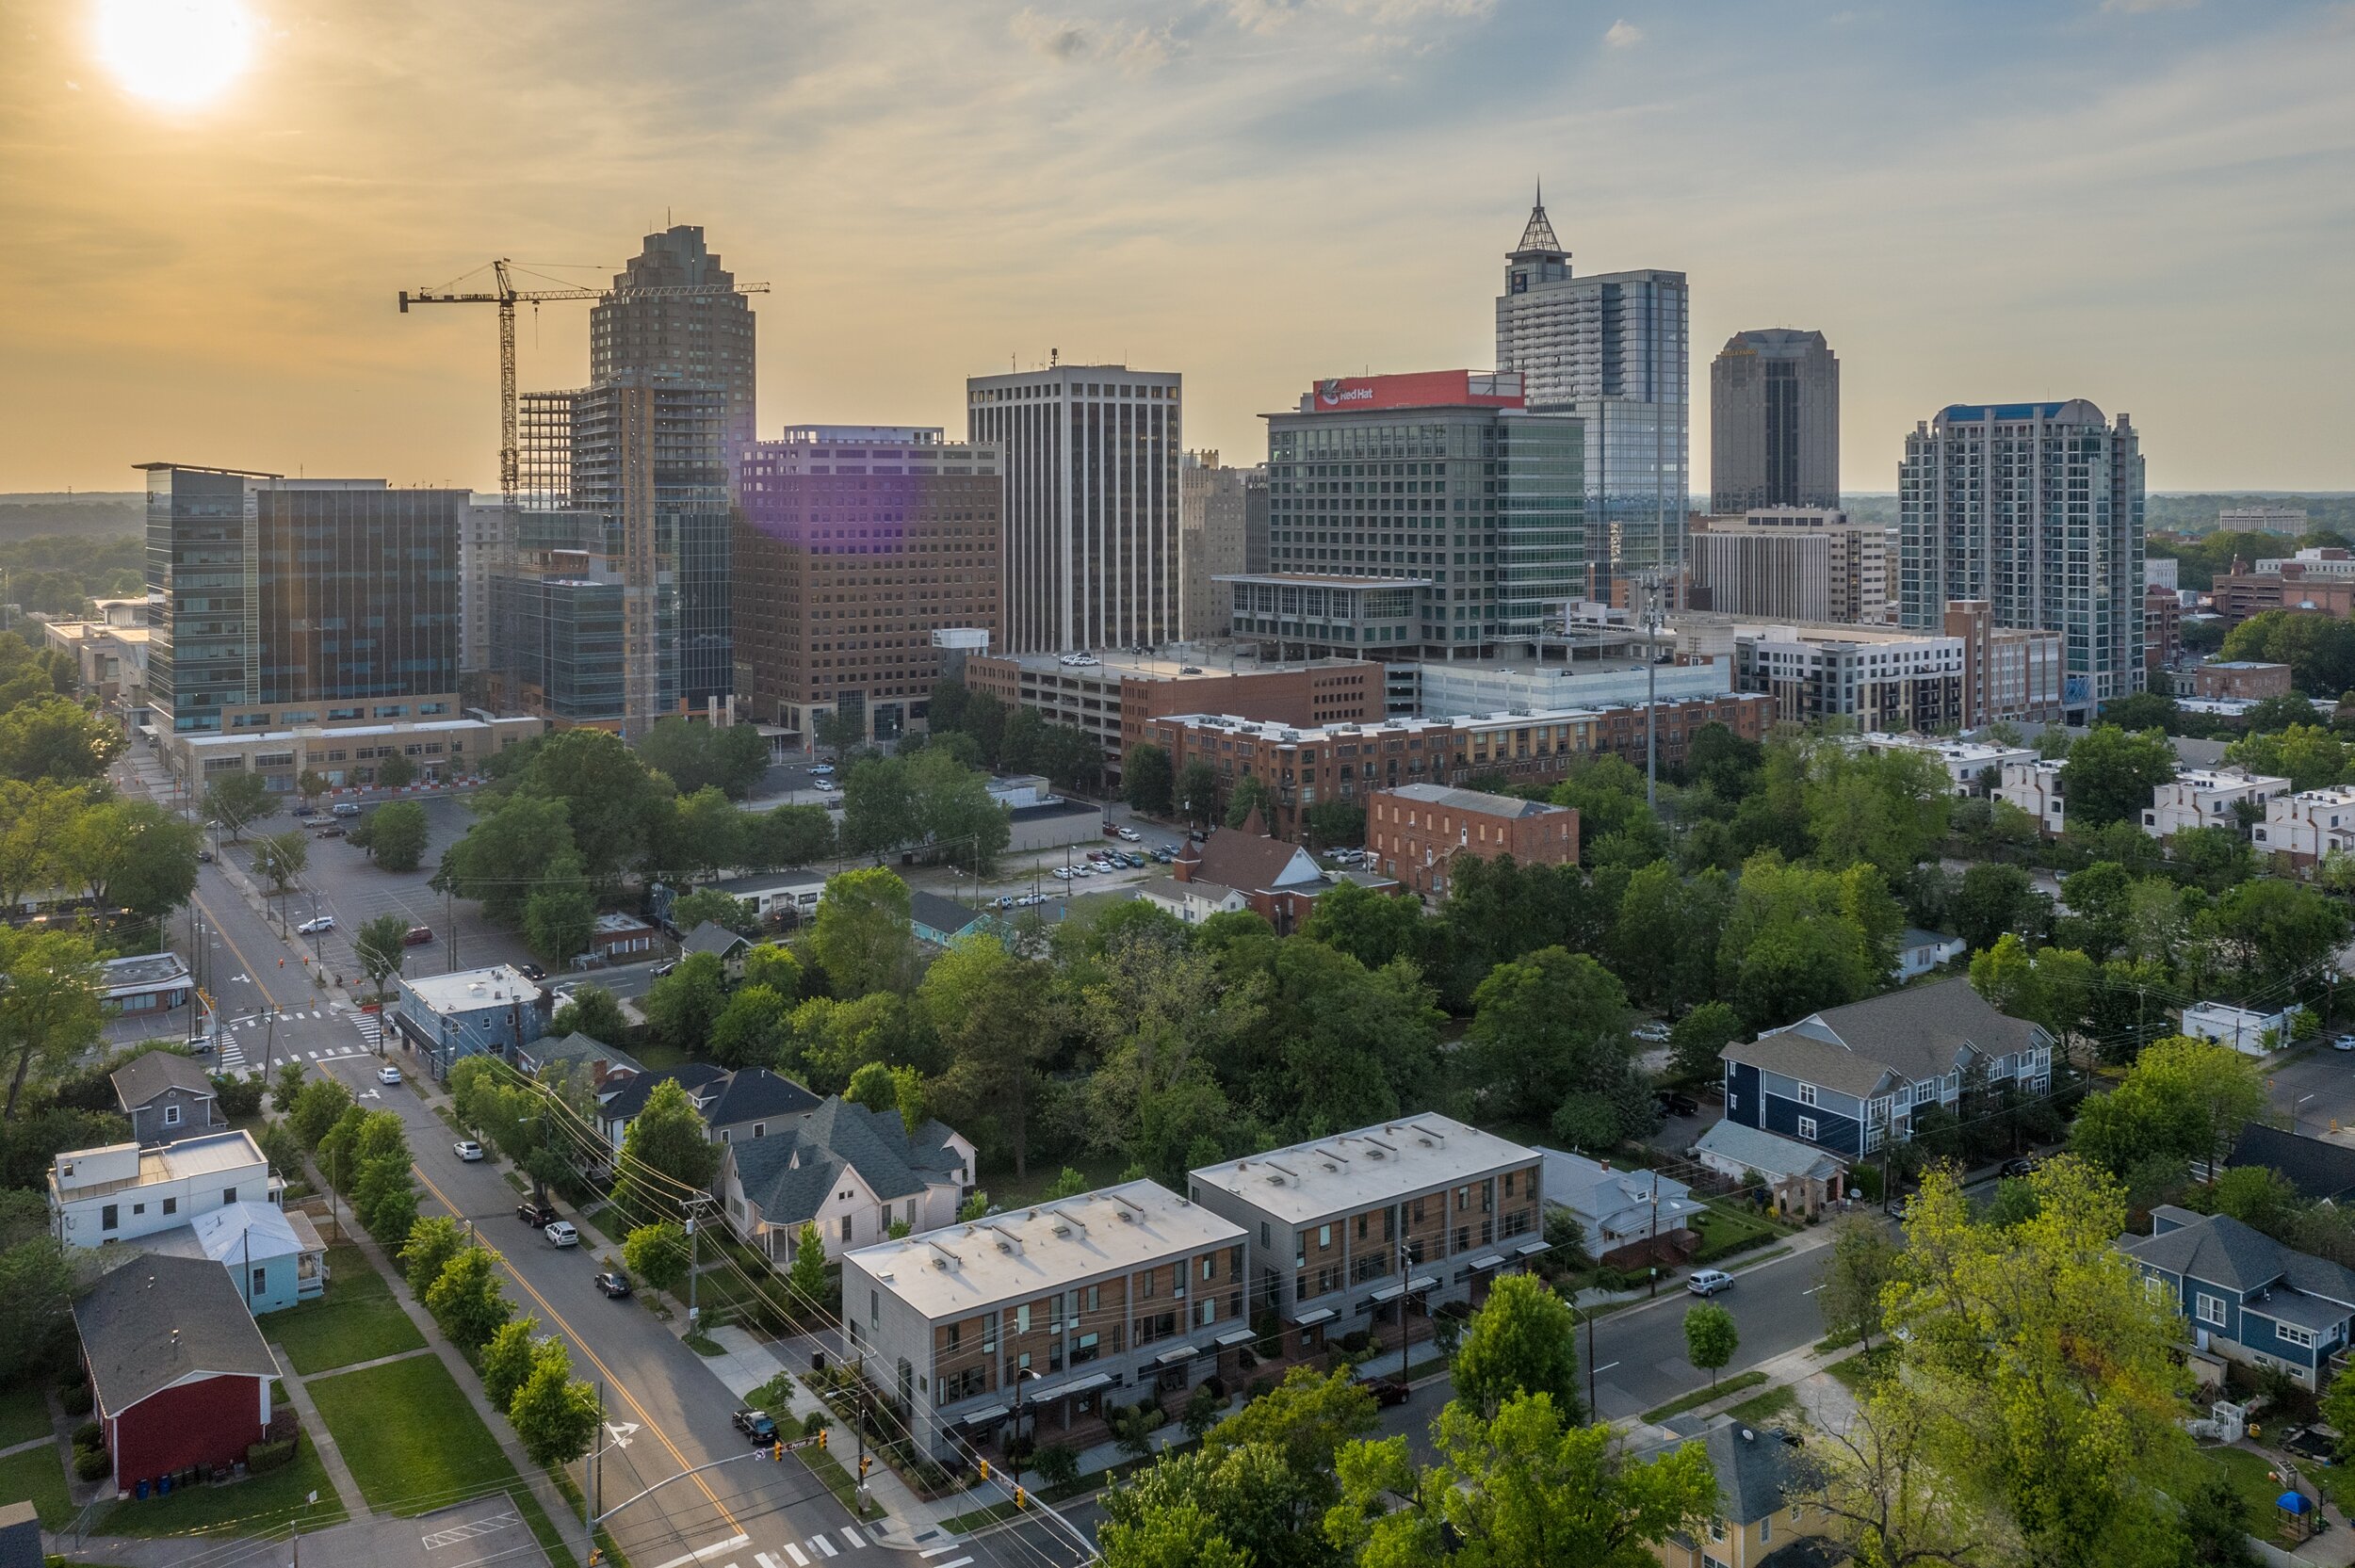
[93,0,257,108]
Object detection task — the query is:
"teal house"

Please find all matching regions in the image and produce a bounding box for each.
[149,1201,328,1316]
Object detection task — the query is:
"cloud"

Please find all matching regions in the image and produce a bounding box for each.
[2101,0,2200,10]
[1011,9,1174,71]
[1603,18,1644,47]
[1013,9,1092,59]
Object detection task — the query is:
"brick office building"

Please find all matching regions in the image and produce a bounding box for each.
[2191,661,2293,701]
[734,426,1000,746]
[1367,784,1579,898]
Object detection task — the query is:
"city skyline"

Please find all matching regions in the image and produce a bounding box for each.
[4,2,2350,494]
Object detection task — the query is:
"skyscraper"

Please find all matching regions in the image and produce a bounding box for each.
[1711,330,1839,513]
[1899,400,2145,717]
[590,225,757,473]
[138,463,463,734]
[1493,192,1688,588]
[1178,451,1252,641]
[734,426,1001,744]
[966,365,1180,655]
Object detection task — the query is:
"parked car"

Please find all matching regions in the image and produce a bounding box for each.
[1103,824,1124,839]
[814,780,839,793]
[296,915,336,935]
[403,925,434,946]
[1686,1269,1735,1297]
[377,1065,403,1086]
[518,1201,558,1227]
[1998,1156,2038,1178]
[2334,1034,2355,1053]
[518,962,547,980]
[292,804,319,817]
[331,801,363,817]
[314,825,347,838]
[1632,1021,1673,1043]
[453,1140,484,1161]
[1116,827,1142,842]
[1655,1091,1700,1118]
[808,763,835,776]
[1367,1379,1412,1408]
[1051,866,1073,881]
[732,1409,779,1445]
[594,1272,633,1299]
[196,849,214,864]
[544,1220,579,1248]
[651,960,678,978]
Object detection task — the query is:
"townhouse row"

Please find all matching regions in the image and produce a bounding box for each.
[838,1114,1546,1459]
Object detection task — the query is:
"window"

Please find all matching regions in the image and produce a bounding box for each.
[1796,1083,1819,1107]
[840,1215,853,1242]
[1728,1092,1739,1112]
[1318,1223,1332,1249]
[163,1197,176,1216]
[101,1204,118,1232]
[1709,1518,1727,1542]
[163,1104,182,1127]
[1761,1513,1772,1544]
[1015,1304,1031,1334]
[223,1187,236,1204]
[2196,1293,2227,1327]
[2281,1323,2316,1350]
[252,1267,268,1296]
[1797,1116,1819,1141]
[752,1123,766,1139]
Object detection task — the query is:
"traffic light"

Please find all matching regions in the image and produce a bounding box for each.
[858,1455,871,1478]
[978,1458,991,1481]
[771,1440,783,1462]
[816,1428,828,1449]
[1015,1486,1029,1511]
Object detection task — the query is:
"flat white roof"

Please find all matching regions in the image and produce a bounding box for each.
[404,965,540,1014]
[1188,1113,1540,1225]
[844,1179,1242,1321]
[177,716,525,749]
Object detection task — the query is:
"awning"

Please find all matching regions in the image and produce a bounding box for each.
[1515,1240,1549,1258]
[1062,1372,1114,1398]
[957,1402,1011,1426]
[1213,1327,1258,1349]
[1293,1307,1338,1328]
[1368,1281,1405,1303]
[1407,1274,1439,1292]
[1468,1253,1505,1272]
[1153,1343,1199,1366]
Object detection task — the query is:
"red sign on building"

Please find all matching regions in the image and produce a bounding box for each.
[1305,371,1524,412]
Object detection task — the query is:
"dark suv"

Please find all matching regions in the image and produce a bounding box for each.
[517,1200,558,1228]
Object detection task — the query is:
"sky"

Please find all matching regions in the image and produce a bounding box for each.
[3,0,2352,496]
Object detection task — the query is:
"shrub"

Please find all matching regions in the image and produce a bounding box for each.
[58,1382,91,1415]
[801,1409,831,1437]
[212,1075,265,1119]
[1339,1329,1372,1354]
[73,1447,109,1481]
[247,1437,297,1475]
[1032,1443,1080,1488]
[72,1419,100,1449]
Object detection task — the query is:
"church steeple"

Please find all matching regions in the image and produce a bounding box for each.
[1511,181,1566,262]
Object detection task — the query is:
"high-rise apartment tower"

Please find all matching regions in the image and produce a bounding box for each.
[1711,330,1839,513]
[590,225,757,474]
[966,365,1180,655]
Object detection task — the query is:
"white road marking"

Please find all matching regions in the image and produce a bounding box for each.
[811,1537,838,1560]
[927,1557,973,1568]
[1592,1361,1620,1373]
[839,1530,867,1551]
[756,1553,786,1568]
[648,1539,752,1568]
[783,1547,809,1568]
[918,1550,964,1560]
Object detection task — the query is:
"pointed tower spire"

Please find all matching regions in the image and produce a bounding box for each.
[1512,182,1564,261]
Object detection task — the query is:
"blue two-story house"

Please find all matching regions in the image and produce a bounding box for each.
[1719,978,2053,1159]
[2122,1205,2355,1390]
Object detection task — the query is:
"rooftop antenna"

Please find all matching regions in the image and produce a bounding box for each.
[1050,348,1059,367]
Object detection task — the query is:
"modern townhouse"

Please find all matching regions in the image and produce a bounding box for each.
[1853,733,2034,796]
[2142,768,2290,839]
[2253,786,2355,867]
[1186,1114,1546,1359]
[2122,1205,2355,1390]
[1995,757,2068,837]
[839,1180,1245,1460]
[1717,978,2052,1159]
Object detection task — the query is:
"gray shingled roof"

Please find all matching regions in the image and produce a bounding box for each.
[729,1098,966,1226]
[2122,1207,2355,1306]
[74,1254,276,1416]
[109,1050,212,1111]
[1728,977,2045,1095]
[2231,1123,2355,1204]
[682,922,752,960]
[1671,1414,1808,1525]
[908,891,984,940]
[1385,782,1567,820]
[703,1067,820,1130]
[526,1031,648,1083]
[602,1062,729,1123]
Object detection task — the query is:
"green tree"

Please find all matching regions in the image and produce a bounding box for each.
[1175,761,1221,827]
[549,984,629,1043]
[808,866,917,995]
[2224,722,2348,792]
[297,768,329,805]
[659,785,747,884]
[0,695,122,783]
[642,950,729,1053]
[669,888,755,935]
[839,754,917,860]
[252,829,310,922]
[1326,1393,1717,1568]
[707,984,791,1070]
[424,1245,512,1354]
[1681,1301,1737,1386]
[2068,1034,2268,1177]
[1043,1166,1092,1200]
[1816,1213,1900,1350]
[437,795,576,926]
[522,862,596,967]
[1224,774,1274,831]
[788,1220,828,1321]
[845,1059,896,1113]
[358,799,430,872]
[0,929,104,1119]
[508,1345,601,1466]
[1667,1001,1740,1086]
[2321,1365,2355,1465]
[400,1216,465,1301]
[354,913,411,1005]
[623,1220,690,1297]
[1950,862,2046,953]
[1299,881,1427,973]
[1124,743,1175,816]
[375,749,417,789]
[271,1059,307,1113]
[1301,800,1367,850]
[59,798,201,919]
[506,727,676,884]
[610,1077,719,1220]
[288,1075,354,1149]
[480,1316,544,1412]
[1451,1272,1582,1420]
[0,1201,73,1384]
[203,770,278,841]
[749,802,835,869]
[2056,725,2177,831]
[1463,947,1636,1126]
[907,747,1010,873]
[812,707,864,764]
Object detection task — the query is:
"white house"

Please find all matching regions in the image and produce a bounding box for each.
[49,1131,278,1251]
[1133,876,1251,926]
[2144,768,2291,839]
[1893,928,1968,981]
[2253,786,2355,867]
[1855,734,2035,797]
[2182,1001,2301,1058]
[1995,759,2068,837]
[717,1098,978,1262]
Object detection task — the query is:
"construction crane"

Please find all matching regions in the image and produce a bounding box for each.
[398,259,769,504]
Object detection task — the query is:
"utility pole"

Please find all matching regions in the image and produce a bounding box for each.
[1398,1236,1411,1384]
[854,1351,869,1503]
[1641,568,1664,815]
[584,1382,603,1554]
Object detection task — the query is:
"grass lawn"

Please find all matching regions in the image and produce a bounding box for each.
[1643,1370,1768,1424]
[1725,1383,1798,1426]
[2206,1446,2301,1541]
[0,1444,71,1530]
[0,1382,51,1447]
[100,1434,348,1538]
[268,1244,427,1376]
[1689,1206,1778,1265]
[307,1355,518,1517]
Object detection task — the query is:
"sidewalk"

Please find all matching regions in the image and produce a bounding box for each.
[268,1345,372,1525]
[1568,1210,1843,1313]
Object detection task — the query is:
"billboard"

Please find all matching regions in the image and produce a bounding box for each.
[1306,371,1524,413]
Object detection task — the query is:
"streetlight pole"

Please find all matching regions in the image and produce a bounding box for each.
[1010,1367,1036,1501]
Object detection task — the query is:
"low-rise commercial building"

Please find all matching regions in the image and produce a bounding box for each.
[390,965,550,1080]
[43,599,150,718]
[49,1131,277,1250]
[2214,551,2355,625]
[2143,768,2289,838]
[2253,786,2355,866]
[158,713,544,798]
[964,647,1381,784]
[1187,1115,1546,1357]
[1366,783,1578,899]
[840,1180,1246,1458]
[2191,661,2293,701]
[99,955,194,1018]
[1406,656,1731,720]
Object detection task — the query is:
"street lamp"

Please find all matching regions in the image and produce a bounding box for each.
[1009,1367,1038,1500]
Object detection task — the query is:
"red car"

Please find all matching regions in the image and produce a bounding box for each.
[403,926,434,946]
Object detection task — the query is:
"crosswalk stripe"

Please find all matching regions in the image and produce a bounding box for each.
[782,1546,808,1567]
[811,1538,838,1560]
[838,1530,865,1551]
[918,1547,963,1560]
[756,1553,784,1568]
[927,1558,973,1568]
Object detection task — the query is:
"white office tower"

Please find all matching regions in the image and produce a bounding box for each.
[966,365,1181,655]
[1493,190,1689,590]
[1899,400,2145,718]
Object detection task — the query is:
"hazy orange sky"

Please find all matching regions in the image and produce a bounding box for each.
[4,0,2352,495]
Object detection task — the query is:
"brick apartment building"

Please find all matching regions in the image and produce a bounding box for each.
[2213,555,2355,626]
[2146,585,2183,676]
[1187,1115,1546,1360]
[1367,784,1579,898]
[963,650,1379,784]
[2190,661,2293,701]
[1146,693,1767,842]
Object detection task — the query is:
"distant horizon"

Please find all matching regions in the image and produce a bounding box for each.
[11,488,2355,508]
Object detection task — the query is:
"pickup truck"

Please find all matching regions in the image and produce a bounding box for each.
[732,1409,779,1446]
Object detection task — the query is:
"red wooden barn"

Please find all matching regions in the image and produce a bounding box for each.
[74,1254,277,1493]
